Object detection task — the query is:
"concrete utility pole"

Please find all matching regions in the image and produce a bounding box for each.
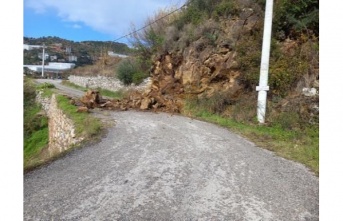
[256,0,274,124]
[42,43,46,78]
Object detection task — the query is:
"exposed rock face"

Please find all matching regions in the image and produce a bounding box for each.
[138,41,244,113]
[69,15,318,120]
[140,19,319,118]
[80,18,259,113]
[150,49,243,100]
[137,15,266,112]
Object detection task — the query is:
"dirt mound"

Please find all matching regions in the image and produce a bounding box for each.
[72,89,182,113]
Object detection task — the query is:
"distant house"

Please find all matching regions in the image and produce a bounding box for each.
[38,53,49,60]
[50,55,58,61]
[66,46,72,54]
[23,62,76,73]
[68,55,78,62]
[23,44,42,50]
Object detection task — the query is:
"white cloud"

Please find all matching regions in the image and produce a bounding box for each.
[25,0,185,38]
[72,24,82,29]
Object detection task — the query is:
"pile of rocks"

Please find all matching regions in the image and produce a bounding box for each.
[70,88,183,114]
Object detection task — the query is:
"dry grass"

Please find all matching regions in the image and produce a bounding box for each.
[67,57,123,77]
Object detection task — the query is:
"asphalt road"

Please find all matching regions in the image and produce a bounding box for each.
[35,79,86,98]
[24,80,319,220]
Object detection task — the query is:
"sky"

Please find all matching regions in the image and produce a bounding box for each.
[24,0,186,45]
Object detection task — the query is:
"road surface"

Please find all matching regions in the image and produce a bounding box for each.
[35,79,85,98]
[24,80,319,220]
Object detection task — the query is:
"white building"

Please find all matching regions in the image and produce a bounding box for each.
[50,55,58,61]
[23,44,43,50]
[66,46,72,54]
[108,51,129,58]
[23,62,76,73]
[38,53,49,60]
[68,55,78,62]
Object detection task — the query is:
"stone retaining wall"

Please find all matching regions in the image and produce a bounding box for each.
[37,93,83,156]
[35,90,51,112]
[68,75,151,92]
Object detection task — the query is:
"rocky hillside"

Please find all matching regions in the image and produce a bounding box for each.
[125,0,319,128]
[66,0,318,129]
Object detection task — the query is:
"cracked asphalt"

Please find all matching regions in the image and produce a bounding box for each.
[25,80,319,220]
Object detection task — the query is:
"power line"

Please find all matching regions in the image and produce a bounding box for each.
[112,0,192,43]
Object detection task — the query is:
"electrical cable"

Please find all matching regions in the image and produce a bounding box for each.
[112,0,193,43]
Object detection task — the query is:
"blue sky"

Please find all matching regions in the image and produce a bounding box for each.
[24,0,186,45]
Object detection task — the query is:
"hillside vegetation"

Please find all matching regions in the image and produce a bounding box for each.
[53,0,319,174]
[125,0,319,173]
[24,36,133,67]
[24,78,50,170]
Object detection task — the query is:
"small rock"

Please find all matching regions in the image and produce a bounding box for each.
[302,88,317,97]
[100,101,114,108]
[140,97,151,110]
[313,80,319,88]
[77,106,89,113]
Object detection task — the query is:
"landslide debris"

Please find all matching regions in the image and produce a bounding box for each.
[70,88,183,114]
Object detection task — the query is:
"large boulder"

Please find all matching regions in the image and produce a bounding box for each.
[80,90,102,108]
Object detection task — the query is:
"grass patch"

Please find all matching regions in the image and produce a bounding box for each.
[24,77,104,172]
[183,100,319,176]
[39,88,54,98]
[56,94,102,138]
[61,80,87,92]
[24,78,50,170]
[24,127,49,169]
[96,88,124,99]
[36,82,55,90]
[35,82,56,98]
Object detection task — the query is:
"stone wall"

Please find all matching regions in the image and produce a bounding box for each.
[68,75,151,92]
[37,93,84,156]
[35,90,51,112]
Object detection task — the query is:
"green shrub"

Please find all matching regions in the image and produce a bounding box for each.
[271,111,301,130]
[236,31,263,90]
[116,59,148,85]
[36,82,55,89]
[174,0,221,29]
[191,91,231,114]
[132,72,147,85]
[24,78,37,107]
[236,26,312,97]
[213,0,240,19]
[273,0,319,38]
